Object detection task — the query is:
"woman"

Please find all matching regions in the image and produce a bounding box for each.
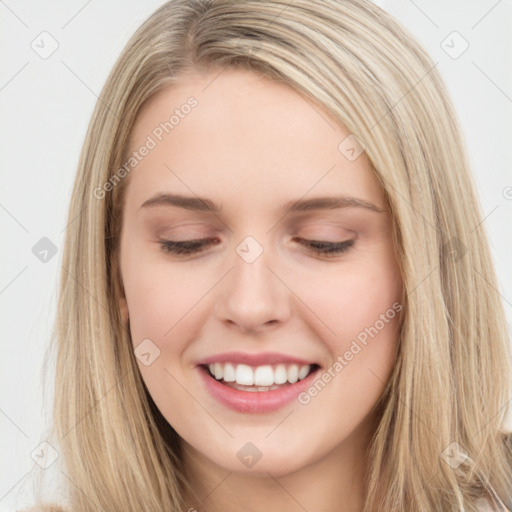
[30,0,512,510]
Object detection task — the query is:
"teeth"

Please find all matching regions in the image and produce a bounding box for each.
[214,362,223,380]
[274,364,288,384]
[223,362,236,382]
[236,364,254,385]
[298,364,310,380]
[254,365,274,386]
[207,362,313,386]
[288,365,299,384]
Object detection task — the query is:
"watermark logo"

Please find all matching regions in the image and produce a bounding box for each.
[441,31,469,60]
[338,134,366,161]
[32,237,58,263]
[237,442,263,468]
[443,237,467,262]
[236,236,263,264]
[31,441,59,469]
[441,441,469,469]
[31,31,59,59]
[134,338,161,366]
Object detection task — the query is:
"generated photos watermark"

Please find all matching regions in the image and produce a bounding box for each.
[297,301,402,405]
[93,96,198,200]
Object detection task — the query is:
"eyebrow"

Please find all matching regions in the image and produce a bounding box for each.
[139,193,387,214]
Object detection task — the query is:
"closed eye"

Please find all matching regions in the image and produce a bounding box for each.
[158,237,354,258]
[293,237,354,256]
[158,238,220,256]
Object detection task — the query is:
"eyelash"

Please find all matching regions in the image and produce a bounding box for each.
[158,237,354,258]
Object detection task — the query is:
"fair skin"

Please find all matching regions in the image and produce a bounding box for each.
[118,67,402,512]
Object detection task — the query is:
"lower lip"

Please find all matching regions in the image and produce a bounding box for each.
[197,365,319,414]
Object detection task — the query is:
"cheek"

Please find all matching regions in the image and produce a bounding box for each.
[121,247,205,352]
[302,254,401,342]
[122,255,206,415]
[295,247,402,405]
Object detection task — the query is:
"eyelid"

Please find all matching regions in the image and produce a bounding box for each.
[157,236,355,258]
[154,224,212,238]
[298,223,356,238]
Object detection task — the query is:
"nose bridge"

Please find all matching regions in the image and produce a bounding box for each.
[215,234,290,332]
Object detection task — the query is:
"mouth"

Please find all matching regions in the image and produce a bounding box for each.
[197,360,321,413]
[202,362,321,392]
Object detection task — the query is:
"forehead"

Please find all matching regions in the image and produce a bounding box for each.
[124,67,385,213]
[128,67,339,150]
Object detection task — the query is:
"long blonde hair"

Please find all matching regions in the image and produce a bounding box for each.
[40,0,512,510]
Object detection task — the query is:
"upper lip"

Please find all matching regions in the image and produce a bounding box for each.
[196,351,318,367]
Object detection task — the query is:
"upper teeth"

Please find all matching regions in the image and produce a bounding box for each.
[208,362,312,386]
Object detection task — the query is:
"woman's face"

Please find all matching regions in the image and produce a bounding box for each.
[118,67,402,477]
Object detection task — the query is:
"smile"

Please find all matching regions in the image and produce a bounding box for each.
[206,362,317,390]
[196,354,321,413]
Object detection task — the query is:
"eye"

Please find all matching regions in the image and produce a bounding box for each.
[158,238,218,255]
[158,237,354,258]
[294,237,355,257]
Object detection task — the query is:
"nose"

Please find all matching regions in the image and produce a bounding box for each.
[214,243,291,334]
